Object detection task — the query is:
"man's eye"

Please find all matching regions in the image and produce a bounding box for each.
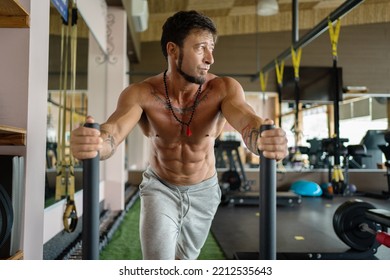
[196,46,205,53]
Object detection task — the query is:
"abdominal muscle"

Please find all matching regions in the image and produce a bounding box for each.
[149,136,217,186]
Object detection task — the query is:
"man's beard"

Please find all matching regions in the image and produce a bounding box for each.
[177,51,205,85]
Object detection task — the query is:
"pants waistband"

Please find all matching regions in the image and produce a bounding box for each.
[144,166,218,192]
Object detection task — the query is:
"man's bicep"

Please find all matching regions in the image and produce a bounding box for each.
[222,94,256,132]
[104,88,144,144]
[107,104,143,141]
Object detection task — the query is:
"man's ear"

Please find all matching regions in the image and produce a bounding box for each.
[167,42,178,59]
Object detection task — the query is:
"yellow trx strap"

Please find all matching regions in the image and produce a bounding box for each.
[259,71,268,103]
[290,47,302,146]
[275,59,285,127]
[291,47,302,79]
[331,164,345,194]
[328,18,341,59]
[55,12,70,202]
[63,2,79,233]
[275,59,285,86]
[259,71,268,93]
[274,60,286,170]
[54,2,79,233]
[328,18,345,190]
[332,165,344,183]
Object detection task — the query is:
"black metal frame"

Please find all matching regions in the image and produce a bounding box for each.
[257,0,365,76]
[82,123,100,260]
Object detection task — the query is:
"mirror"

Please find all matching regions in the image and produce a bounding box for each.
[216,93,389,172]
[45,3,96,208]
[279,95,389,170]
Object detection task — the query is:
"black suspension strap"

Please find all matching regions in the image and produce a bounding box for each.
[275,59,285,128]
[290,47,304,164]
[328,18,344,194]
[291,46,302,147]
[274,60,287,171]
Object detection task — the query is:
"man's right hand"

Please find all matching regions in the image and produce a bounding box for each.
[70,116,103,160]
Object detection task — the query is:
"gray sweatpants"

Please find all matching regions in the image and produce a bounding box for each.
[139,166,221,260]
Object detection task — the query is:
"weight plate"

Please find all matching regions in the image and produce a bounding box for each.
[333,199,378,252]
[0,196,4,245]
[0,184,14,249]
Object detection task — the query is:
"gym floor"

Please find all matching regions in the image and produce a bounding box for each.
[211,195,390,260]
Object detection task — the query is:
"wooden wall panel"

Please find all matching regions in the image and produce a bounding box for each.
[131,23,390,96]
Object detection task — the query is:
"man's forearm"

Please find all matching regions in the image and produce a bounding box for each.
[100,128,117,160]
[241,125,260,156]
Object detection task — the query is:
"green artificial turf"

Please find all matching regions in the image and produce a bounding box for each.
[100,198,226,260]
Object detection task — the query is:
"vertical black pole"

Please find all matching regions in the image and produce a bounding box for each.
[292,0,299,45]
[333,59,341,167]
[82,123,100,260]
[259,124,277,260]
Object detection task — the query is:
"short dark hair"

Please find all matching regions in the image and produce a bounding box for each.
[160,10,217,60]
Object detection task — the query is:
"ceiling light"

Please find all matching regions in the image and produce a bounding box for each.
[257,0,279,16]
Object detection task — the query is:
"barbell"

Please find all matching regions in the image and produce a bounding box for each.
[333,199,390,252]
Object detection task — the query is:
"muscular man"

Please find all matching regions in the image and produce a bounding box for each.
[70,10,288,260]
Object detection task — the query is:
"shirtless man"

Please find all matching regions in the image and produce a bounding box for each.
[70,10,288,260]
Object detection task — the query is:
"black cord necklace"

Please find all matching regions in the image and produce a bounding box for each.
[163,70,202,136]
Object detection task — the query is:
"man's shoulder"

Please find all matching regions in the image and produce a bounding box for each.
[124,74,162,95]
[207,74,240,89]
[208,74,238,83]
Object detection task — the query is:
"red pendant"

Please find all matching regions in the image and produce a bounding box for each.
[186,126,192,137]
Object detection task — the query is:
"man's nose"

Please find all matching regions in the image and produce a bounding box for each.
[204,49,214,65]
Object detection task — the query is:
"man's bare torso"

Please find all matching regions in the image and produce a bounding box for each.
[136,73,227,186]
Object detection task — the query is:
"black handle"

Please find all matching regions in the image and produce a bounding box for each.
[82,123,100,260]
[259,124,277,260]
